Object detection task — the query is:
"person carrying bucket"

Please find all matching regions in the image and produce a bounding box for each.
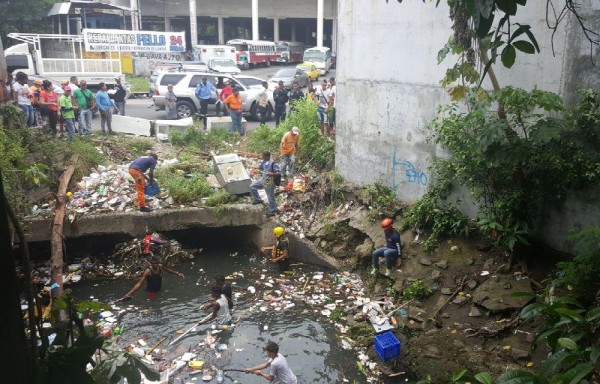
[371,218,403,276]
[260,227,291,272]
[129,154,158,212]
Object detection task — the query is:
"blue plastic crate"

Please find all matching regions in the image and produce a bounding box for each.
[374,331,401,361]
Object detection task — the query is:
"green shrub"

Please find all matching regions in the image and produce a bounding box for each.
[247,98,334,169]
[204,191,237,207]
[170,126,238,152]
[402,280,432,300]
[155,167,214,204]
[126,138,154,156]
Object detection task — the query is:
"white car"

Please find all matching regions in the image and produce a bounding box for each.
[152,72,274,120]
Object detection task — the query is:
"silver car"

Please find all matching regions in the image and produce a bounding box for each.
[268,68,310,89]
[152,72,274,120]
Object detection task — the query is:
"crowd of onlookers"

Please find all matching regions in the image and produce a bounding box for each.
[1,72,128,142]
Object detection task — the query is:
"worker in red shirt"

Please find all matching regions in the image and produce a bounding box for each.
[216,80,233,117]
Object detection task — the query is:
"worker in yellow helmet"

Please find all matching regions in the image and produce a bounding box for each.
[371,218,403,277]
[260,226,291,272]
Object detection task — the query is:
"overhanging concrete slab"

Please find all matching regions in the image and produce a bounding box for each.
[24,205,265,242]
[112,115,153,136]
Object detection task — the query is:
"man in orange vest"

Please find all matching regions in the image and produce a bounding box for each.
[280,126,299,180]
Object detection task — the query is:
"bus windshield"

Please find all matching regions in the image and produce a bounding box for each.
[304,52,324,62]
[230,44,248,52]
[276,45,289,51]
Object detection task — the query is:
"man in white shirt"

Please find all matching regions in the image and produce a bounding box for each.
[197,286,232,326]
[245,341,298,384]
[315,80,333,136]
[13,72,34,127]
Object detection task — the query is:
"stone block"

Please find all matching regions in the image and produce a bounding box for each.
[155,117,194,139]
[112,115,152,136]
[206,116,247,132]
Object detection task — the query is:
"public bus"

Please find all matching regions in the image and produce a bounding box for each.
[226,39,277,69]
[274,41,305,64]
[303,46,332,75]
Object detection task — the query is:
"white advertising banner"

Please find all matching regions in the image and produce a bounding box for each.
[83,29,186,53]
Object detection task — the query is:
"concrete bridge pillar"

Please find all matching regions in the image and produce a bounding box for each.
[317,0,324,47]
[252,0,259,41]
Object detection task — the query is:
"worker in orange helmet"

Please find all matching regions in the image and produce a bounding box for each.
[371,218,403,276]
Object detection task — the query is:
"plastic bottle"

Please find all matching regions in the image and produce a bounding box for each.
[216,370,224,383]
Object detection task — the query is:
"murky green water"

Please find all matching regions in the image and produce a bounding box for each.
[75,243,363,383]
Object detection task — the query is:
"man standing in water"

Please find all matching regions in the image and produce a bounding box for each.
[260,227,291,272]
[197,286,232,326]
[120,257,185,300]
[245,341,298,384]
[215,275,234,309]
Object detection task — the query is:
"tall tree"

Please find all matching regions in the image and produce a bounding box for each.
[0,0,58,45]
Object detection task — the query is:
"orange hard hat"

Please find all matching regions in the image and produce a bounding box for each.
[380,218,393,229]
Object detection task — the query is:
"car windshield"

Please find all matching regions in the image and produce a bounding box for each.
[304,53,324,62]
[275,69,296,77]
[211,59,236,67]
[236,77,264,88]
[297,65,311,71]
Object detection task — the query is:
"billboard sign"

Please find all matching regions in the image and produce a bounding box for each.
[83,29,186,53]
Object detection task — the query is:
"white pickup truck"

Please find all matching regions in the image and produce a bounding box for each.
[5,33,123,90]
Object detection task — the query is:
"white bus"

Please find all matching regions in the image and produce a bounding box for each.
[303,46,332,75]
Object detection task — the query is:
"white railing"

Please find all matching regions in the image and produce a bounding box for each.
[41,59,121,74]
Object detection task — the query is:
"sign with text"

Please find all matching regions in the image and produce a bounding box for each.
[83,29,186,53]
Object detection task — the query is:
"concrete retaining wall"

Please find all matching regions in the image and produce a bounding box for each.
[336,0,600,252]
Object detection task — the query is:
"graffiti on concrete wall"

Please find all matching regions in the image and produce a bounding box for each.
[391,148,428,190]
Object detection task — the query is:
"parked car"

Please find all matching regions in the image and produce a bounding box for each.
[296,62,320,81]
[268,68,310,89]
[152,71,274,121]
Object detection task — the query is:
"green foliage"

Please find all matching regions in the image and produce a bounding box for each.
[365,182,398,215]
[405,87,600,253]
[402,280,432,300]
[69,139,107,178]
[155,167,214,204]
[126,139,154,156]
[247,98,334,169]
[203,191,237,207]
[328,171,345,205]
[169,126,238,152]
[555,225,600,303]
[0,0,56,43]
[90,350,160,384]
[346,322,376,348]
[126,76,150,94]
[330,306,346,322]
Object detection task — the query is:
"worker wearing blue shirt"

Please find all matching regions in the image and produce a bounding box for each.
[195,76,217,127]
[371,218,403,276]
[95,82,119,135]
[248,150,281,217]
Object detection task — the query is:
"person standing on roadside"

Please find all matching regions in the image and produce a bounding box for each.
[30,79,43,127]
[195,76,217,127]
[273,81,289,126]
[329,77,337,130]
[128,154,158,213]
[165,84,178,120]
[3,73,15,103]
[113,77,127,116]
[224,87,244,135]
[216,80,233,117]
[68,76,80,130]
[248,150,280,217]
[245,341,297,384]
[72,80,94,135]
[280,126,299,181]
[58,86,77,143]
[371,218,403,277]
[306,82,316,102]
[13,72,34,127]
[315,80,333,136]
[39,81,59,135]
[96,82,118,135]
[257,81,270,125]
[288,82,304,114]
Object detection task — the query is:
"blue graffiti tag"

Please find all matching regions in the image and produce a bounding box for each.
[391,148,428,189]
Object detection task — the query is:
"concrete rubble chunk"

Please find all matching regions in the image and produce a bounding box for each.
[434,260,449,269]
[472,275,534,312]
[467,279,478,290]
[511,347,530,360]
[452,296,467,304]
[468,306,482,317]
[441,287,453,295]
[483,257,495,270]
[419,257,433,266]
[431,270,442,279]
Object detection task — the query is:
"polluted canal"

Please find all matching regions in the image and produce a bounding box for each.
[72,233,366,383]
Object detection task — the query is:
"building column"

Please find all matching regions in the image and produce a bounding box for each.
[291,21,296,41]
[218,16,225,44]
[273,18,280,42]
[317,0,324,48]
[189,0,198,46]
[332,17,337,52]
[252,0,259,41]
[165,17,171,32]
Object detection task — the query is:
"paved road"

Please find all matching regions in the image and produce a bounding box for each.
[90,65,336,133]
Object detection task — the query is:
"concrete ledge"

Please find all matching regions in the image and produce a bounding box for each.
[112,115,153,136]
[24,204,265,242]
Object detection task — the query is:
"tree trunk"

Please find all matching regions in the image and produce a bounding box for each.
[0,171,34,383]
[478,45,506,120]
[51,156,78,298]
[0,38,7,104]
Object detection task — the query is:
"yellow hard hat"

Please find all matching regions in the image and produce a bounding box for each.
[273,227,285,237]
[66,192,73,199]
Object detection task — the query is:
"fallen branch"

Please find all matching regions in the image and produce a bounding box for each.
[425,275,468,329]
